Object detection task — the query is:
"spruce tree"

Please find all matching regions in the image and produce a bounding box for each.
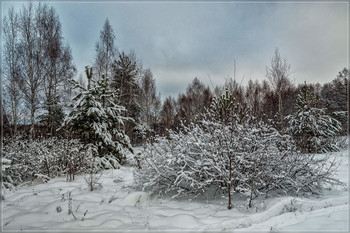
[286,85,342,153]
[62,66,132,165]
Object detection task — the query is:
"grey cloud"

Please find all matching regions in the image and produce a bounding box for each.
[2,2,347,97]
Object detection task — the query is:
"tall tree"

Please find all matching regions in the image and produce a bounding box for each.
[2,7,21,135]
[17,3,46,137]
[111,51,142,142]
[265,48,292,129]
[245,79,262,117]
[177,78,212,125]
[139,69,161,132]
[94,18,117,80]
[38,5,76,136]
[320,68,348,135]
[3,3,75,137]
[160,96,177,132]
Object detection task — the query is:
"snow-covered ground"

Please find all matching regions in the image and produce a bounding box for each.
[1,150,348,231]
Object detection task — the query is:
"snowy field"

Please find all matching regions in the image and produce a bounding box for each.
[1,149,348,231]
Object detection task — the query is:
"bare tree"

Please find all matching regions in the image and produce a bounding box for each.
[265,48,292,128]
[177,78,212,125]
[2,7,21,135]
[4,3,75,137]
[39,5,76,135]
[160,96,177,131]
[17,3,46,137]
[139,69,161,131]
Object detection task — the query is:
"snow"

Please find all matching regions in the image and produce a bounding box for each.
[2,149,348,231]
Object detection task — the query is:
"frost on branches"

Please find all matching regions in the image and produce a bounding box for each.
[62,66,133,166]
[135,91,343,209]
[286,86,342,153]
[1,137,96,186]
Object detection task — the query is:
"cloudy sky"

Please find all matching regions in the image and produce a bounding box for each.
[2,1,348,98]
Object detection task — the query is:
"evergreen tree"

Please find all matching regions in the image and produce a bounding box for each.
[210,89,249,124]
[286,85,342,153]
[38,97,65,136]
[62,66,132,165]
[320,68,348,135]
[111,51,142,143]
[94,18,117,80]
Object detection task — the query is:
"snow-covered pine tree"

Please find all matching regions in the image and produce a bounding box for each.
[62,66,133,166]
[286,85,342,153]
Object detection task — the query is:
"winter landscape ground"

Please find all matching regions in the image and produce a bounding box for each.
[2,149,348,232]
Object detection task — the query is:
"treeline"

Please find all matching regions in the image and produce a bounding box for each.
[160,64,348,136]
[2,3,348,143]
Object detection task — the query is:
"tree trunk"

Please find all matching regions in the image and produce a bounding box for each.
[278,92,283,129]
[249,181,254,208]
[228,158,232,209]
[30,94,35,138]
[12,96,18,135]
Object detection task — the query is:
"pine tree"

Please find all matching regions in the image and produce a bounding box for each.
[62,66,132,165]
[286,85,342,153]
[210,89,249,124]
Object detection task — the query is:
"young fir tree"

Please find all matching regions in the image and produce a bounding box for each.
[286,85,342,153]
[62,66,133,165]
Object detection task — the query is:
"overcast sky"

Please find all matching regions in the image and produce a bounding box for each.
[2,1,348,98]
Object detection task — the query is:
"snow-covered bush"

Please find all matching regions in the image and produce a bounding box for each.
[2,137,99,186]
[286,86,342,153]
[1,158,14,190]
[135,90,343,209]
[320,136,348,151]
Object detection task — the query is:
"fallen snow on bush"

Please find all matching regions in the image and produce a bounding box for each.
[2,150,348,231]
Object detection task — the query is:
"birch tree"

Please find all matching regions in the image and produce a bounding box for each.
[265,48,292,129]
[17,3,46,137]
[2,7,21,135]
[38,5,76,135]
